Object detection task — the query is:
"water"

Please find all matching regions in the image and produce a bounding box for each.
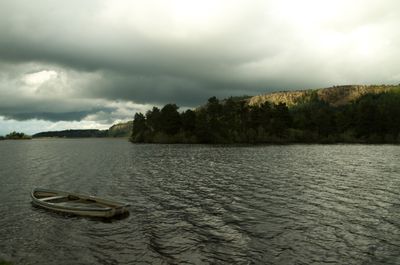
[0,139,400,265]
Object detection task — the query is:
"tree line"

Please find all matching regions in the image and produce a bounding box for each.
[0,131,32,140]
[130,92,400,144]
[32,129,108,138]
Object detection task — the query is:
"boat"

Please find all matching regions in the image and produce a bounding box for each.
[31,188,130,218]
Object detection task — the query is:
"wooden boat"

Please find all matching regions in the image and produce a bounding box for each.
[31,188,129,218]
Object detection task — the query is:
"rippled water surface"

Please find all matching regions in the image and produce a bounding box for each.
[1,139,400,264]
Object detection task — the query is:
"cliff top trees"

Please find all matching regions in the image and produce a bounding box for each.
[160,104,181,135]
[130,92,400,144]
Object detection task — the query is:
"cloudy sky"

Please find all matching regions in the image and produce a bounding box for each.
[0,0,399,135]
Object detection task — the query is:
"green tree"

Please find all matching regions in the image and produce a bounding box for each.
[181,109,196,133]
[160,104,181,135]
[146,107,162,133]
[270,103,292,136]
[131,113,147,142]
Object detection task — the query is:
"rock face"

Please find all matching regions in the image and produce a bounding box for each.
[107,121,133,137]
[247,85,398,107]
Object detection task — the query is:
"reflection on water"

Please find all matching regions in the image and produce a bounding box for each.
[0,139,400,264]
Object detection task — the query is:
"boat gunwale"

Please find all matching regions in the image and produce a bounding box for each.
[31,188,129,213]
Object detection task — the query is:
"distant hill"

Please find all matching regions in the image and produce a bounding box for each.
[33,121,132,138]
[33,129,107,138]
[247,85,399,107]
[32,85,400,143]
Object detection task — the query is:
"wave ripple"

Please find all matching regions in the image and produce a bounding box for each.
[1,140,400,264]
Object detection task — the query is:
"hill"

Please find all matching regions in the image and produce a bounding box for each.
[33,121,132,138]
[131,85,400,144]
[247,85,399,107]
[107,121,133,137]
[33,129,107,138]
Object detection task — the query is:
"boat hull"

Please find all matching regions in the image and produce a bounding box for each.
[31,188,129,218]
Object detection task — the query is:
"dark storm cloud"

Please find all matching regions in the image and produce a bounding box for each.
[0,1,266,76]
[0,92,116,121]
[0,0,286,101]
[2,111,95,122]
[85,73,255,106]
[0,0,400,126]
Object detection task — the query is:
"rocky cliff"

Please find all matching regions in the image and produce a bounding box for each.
[107,121,133,137]
[247,85,399,107]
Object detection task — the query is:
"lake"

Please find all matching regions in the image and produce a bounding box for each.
[0,139,399,264]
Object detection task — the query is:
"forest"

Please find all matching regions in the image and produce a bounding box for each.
[131,90,400,144]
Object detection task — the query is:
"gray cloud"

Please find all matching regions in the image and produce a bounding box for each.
[2,111,96,122]
[0,0,400,130]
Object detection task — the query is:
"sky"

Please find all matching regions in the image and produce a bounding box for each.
[0,0,399,135]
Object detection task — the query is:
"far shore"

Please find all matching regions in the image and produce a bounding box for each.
[1,136,399,145]
[32,137,129,140]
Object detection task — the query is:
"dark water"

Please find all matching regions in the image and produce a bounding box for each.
[0,139,400,265]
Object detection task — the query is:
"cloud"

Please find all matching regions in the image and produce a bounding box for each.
[23,70,57,86]
[0,116,111,135]
[0,0,400,132]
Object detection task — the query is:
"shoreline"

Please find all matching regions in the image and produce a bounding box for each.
[1,137,398,145]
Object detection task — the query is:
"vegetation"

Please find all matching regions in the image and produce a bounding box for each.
[130,90,400,144]
[0,259,13,265]
[248,84,400,107]
[107,121,133,137]
[32,122,132,138]
[0,131,32,140]
[33,129,107,138]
